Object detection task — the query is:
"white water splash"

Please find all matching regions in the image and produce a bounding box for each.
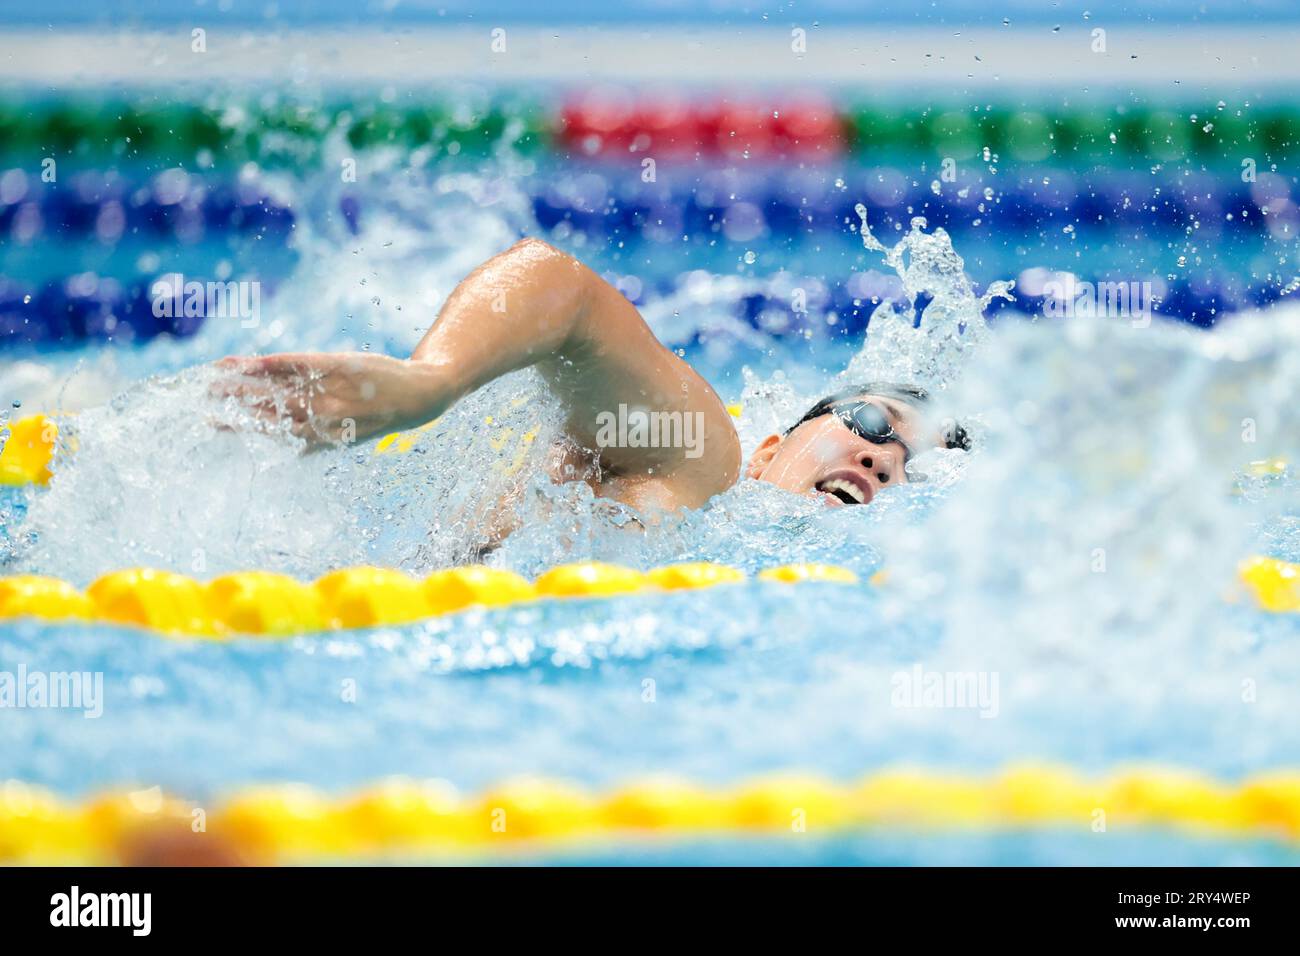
[8,364,566,584]
[887,306,1300,655]
[839,203,1013,393]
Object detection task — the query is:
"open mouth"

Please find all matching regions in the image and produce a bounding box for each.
[815,476,870,505]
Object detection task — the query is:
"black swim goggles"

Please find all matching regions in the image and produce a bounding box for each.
[786,398,917,462]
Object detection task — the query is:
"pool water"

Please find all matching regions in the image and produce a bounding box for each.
[2,84,1300,865]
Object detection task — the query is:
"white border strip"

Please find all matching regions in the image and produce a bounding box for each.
[0,27,1297,86]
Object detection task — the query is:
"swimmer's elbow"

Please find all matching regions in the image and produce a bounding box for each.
[502,236,603,341]
[507,236,557,257]
[504,236,592,293]
[504,236,571,273]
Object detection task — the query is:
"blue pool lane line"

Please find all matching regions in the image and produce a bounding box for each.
[0,165,1286,242]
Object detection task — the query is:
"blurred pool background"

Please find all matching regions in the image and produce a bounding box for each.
[2,2,1300,864]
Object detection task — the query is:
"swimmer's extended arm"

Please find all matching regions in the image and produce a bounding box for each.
[220,238,740,508]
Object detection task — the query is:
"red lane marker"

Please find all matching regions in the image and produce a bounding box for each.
[557,93,846,161]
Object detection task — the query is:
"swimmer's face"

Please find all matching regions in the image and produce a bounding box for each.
[746,394,942,507]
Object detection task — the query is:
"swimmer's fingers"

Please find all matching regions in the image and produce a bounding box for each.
[206,358,348,451]
[242,389,316,424]
[205,394,292,432]
[209,383,303,431]
[211,352,396,448]
[210,379,278,416]
[215,354,314,377]
[212,356,327,423]
[211,355,320,399]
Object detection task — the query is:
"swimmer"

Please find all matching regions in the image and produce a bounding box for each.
[218,238,969,516]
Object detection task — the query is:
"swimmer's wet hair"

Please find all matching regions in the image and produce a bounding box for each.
[786,382,972,451]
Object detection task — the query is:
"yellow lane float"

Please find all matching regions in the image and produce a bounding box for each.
[86,568,213,636]
[0,575,93,621]
[314,567,431,629]
[1238,556,1300,613]
[1246,457,1288,478]
[2,764,1299,864]
[207,571,325,637]
[758,563,860,584]
[424,565,534,613]
[599,777,729,832]
[647,562,746,590]
[0,414,58,486]
[533,561,649,598]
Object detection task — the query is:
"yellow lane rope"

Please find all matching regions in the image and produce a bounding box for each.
[0,555,1293,637]
[0,562,858,637]
[3,765,1298,864]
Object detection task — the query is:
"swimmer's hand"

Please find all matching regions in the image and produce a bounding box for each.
[214,352,445,447]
